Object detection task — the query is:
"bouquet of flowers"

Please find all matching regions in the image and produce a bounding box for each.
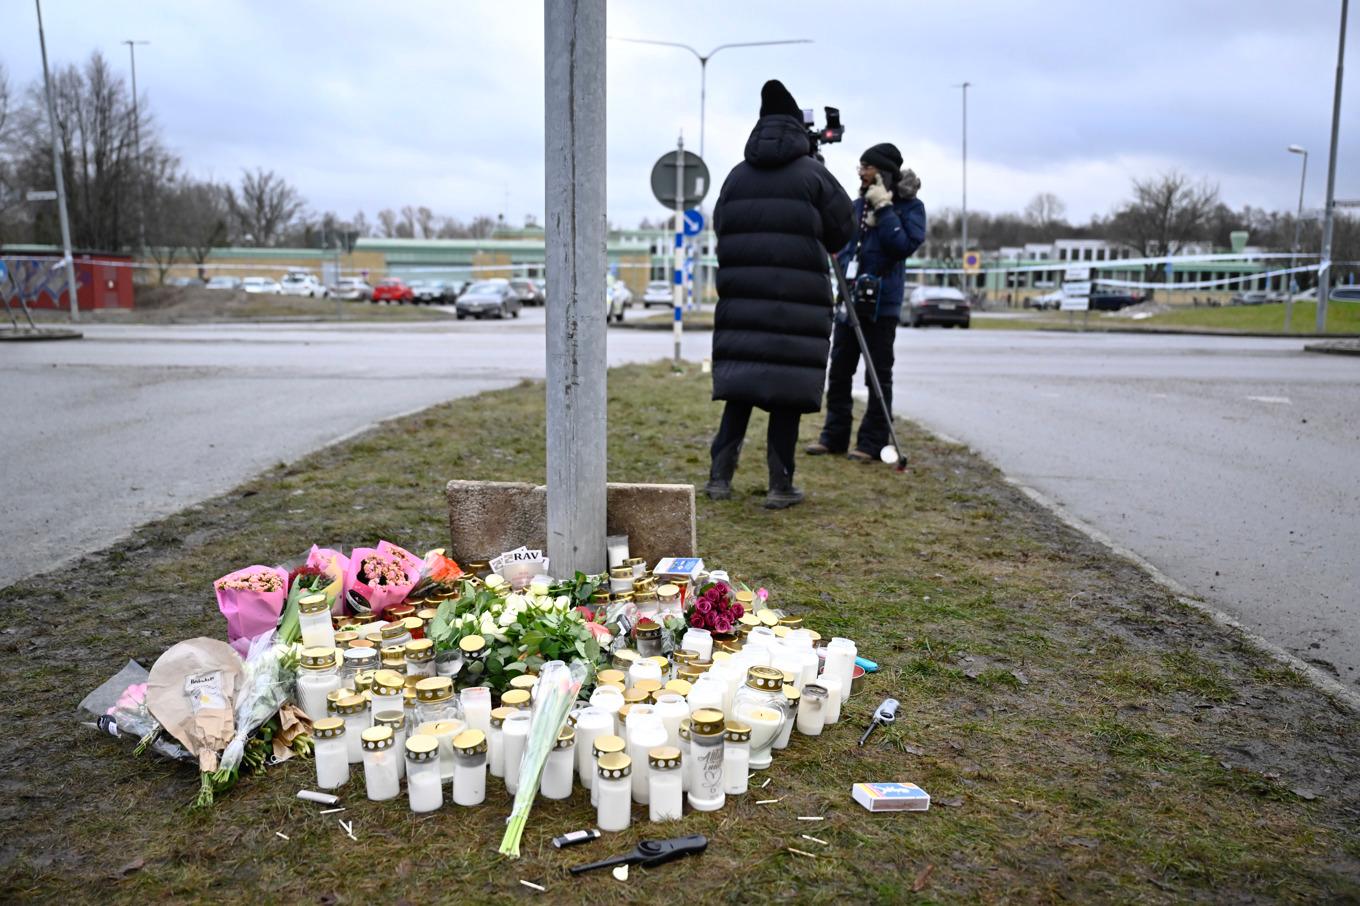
[277,554,346,645]
[429,580,605,693]
[345,540,421,617]
[405,548,465,603]
[305,545,351,615]
[214,565,290,655]
[686,582,745,635]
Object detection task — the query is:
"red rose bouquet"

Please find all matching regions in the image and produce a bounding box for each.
[685,582,745,635]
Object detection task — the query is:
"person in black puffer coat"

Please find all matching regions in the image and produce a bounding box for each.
[707,79,854,510]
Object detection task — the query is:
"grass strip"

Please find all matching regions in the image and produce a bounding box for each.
[2,362,1358,903]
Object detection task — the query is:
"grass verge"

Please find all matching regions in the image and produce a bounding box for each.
[27,285,455,323]
[971,300,1360,335]
[2,363,1358,903]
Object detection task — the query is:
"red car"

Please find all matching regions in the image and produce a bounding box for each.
[372,278,415,304]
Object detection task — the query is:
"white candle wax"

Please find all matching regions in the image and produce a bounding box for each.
[818,674,843,724]
[797,684,828,736]
[574,708,613,791]
[460,687,492,735]
[407,764,442,812]
[737,706,783,770]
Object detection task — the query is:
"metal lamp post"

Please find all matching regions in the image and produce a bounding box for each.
[123,39,150,256]
[1286,144,1308,331]
[34,0,79,322]
[1316,0,1348,332]
[608,36,812,304]
[956,81,971,292]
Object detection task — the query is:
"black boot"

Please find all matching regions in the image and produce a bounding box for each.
[763,449,804,510]
[706,439,743,501]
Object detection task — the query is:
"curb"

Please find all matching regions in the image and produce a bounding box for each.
[1303,340,1360,356]
[1008,479,1360,713]
[0,328,83,341]
[1034,326,1360,339]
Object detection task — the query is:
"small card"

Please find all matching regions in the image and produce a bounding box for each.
[852,782,930,813]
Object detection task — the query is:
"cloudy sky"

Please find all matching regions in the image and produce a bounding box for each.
[9,0,1358,231]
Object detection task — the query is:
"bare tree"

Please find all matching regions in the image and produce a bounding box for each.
[181,180,229,278]
[351,209,371,238]
[225,167,303,246]
[0,61,19,241]
[1024,192,1066,229]
[1109,171,1219,279]
[377,208,397,238]
[415,206,435,239]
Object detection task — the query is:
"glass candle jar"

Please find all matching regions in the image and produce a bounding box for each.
[420,719,466,782]
[573,707,612,792]
[627,712,667,805]
[627,657,663,689]
[723,722,751,797]
[361,725,399,801]
[656,584,682,619]
[733,666,787,769]
[312,717,349,790]
[608,566,635,596]
[677,719,692,793]
[335,694,369,764]
[460,686,493,735]
[824,637,857,704]
[379,621,411,650]
[502,711,532,796]
[499,688,532,713]
[591,734,626,807]
[680,627,713,661]
[340,647,378,690]
[333,629,359,650]
[686,673,725,714]
[818,673,843,724]
[589,685,625,737]
[451,729,487,806]
[487,706,513,778]
[540,727,576,800]
[634,619,663,658]
[374,709,406,779]
[796,683,828,736]
[435,648,464,679]
[415,676,461,725]
[686,709,726,812]
[298,593,336,650]
[379,648,407,674]
[371,670,406,721]
[596,752,633,832]
[650,691,690,751]
[648,747,683,822]
[404,638,435,678]
[296,647,341,721]
[406,734,442,813]
[774,685,799,750]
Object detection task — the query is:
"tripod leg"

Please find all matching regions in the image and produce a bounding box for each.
[829,258,907,469]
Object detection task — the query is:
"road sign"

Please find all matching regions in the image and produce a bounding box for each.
[651,150,710,209]
[26,189,57,202]
[0,260,7,282]
[682,208,704,237]
[963,251,981,271]
[1335,199,1360,208]
[1063,266,1091,281]
[1060,279,1091,312]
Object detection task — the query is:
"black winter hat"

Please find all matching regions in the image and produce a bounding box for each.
[860,142,903,176]
[759,80,801,119]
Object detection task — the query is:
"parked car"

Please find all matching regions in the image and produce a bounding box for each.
[409,280,453,304]
[205,276,242,291]
[372,278,415,304]
[1331,286,1360,302]
[905,286,970,328]
[241,277,282,294]
[1029,290,1064,311]
[279,271,329,298]
[509,278,545,307]
[1087,292,1140,311]
[456,279,521,319]
[168,276,205,288]
[532,278,547,305]
[330,277,373,301]
[1230,291,1271,306]
[642,280,672,308]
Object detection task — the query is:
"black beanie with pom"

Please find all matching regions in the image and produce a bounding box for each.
[759,79,801,119]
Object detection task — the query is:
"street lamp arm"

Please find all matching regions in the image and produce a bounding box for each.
[705,39,813,61]
[607,36,702,61]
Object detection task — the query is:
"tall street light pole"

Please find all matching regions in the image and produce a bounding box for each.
[34,0,79,322]
[956,81,971,290]
[1286,144,1308,332]
[608,36,811,305]
[1316,0,1348,333]
[123,39,150,256]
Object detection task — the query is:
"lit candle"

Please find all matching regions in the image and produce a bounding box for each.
[735,705,782,770]
[818,674,843,724]
[419,718,465,783]
[460,686,492,736]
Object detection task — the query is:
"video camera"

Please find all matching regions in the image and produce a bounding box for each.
[803,106,844,160]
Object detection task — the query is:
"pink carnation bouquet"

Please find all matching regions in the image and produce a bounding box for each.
[685,582,745,635]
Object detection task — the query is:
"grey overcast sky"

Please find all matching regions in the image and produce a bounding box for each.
[8,0,1357,230]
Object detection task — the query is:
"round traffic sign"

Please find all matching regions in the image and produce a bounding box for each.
[651,151,710,209]
[682,209,705,237]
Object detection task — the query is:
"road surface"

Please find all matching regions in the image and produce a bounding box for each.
[887,327,1360,685]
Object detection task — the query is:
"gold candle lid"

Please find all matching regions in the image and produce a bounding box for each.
[597,751,631,779]
[459,634,487,655]
[300,647,338,670]
[313,717,345,738]
[756,609,780,627]
[633,678,662,697]
[597,668,627,686]
[371,670,406,696]
[298,593,330,615]
[646,655,670,671]
[593,734,626,757]
[648,746,682,770]
[387,604,416,620]
[404,734,438,762]
[555,726,576,749]
[415,676,453,703]
[374,709,405,731]
[405,638,434,662]
[501,689,532,710]
[380,622,407,641]
[622,688,649,705]
[360,725,394,750]
[453,729,487,754]
[657,583,680,598]
[664,678,693,697]
[489,706,514,728]
[333,630,359,648]
[745,666,785,691]
[609,566,634,579]
[723,720,751,743]
[690,709,725,736]
[509,674,538,691]
[783,684,801,703]
[379,648,406,668]
[734,590,755,606]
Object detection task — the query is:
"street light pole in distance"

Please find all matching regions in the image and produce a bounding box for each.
[955,81,971,293]
[1286,144,1308,332]
[1316,0,1348,333]
[34,0,79,322]
[123,40,150,257]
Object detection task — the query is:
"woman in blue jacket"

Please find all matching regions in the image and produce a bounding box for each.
[807,143,926,462]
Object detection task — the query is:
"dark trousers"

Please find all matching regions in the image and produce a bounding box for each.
[820,304,897,454]
[710,401,801,486]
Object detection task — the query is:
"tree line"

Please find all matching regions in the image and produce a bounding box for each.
[1,51,1353,286]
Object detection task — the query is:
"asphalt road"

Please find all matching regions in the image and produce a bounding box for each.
[885,327,1360,685]
[0,308,708,588]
